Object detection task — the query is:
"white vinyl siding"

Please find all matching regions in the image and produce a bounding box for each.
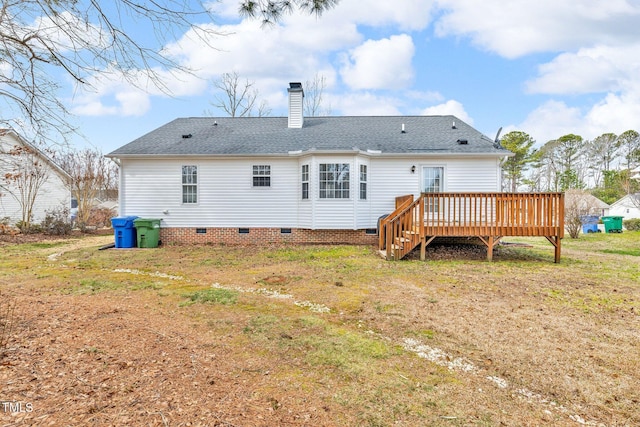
[118,155,503,230]
[121,158,298,228]
[0,135,71,224]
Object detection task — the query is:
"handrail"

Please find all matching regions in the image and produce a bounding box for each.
[381,195,424,260]
[378,195,414,249]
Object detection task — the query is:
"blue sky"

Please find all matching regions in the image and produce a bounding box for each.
[62,0,640,154]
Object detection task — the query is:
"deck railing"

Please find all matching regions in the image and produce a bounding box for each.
[422,192,565,237]
[380,192,564,261]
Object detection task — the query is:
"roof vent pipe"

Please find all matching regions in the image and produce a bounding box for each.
[452,121,457,129]
[401,123,406,133]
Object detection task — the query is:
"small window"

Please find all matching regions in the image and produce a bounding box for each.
[182,165,197,204]
[253,165,271,187]
[359,164,367,200]
[301,164,309,200]
[319,163,350,199]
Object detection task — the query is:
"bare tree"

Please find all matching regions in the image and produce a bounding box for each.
[586,133,619,187]
[207,71,270,117]
[0,1,222,142]
[564,189,600,239]
[618,130,640,170]
[304,73,331,117]
[1,144,50,231]
[1,1,339,142]
[102,160,119,201]
[58,148,111,230]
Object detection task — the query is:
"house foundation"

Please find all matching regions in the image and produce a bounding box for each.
[159,227,379,246]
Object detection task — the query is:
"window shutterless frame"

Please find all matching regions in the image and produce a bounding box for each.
[182,165,198,204]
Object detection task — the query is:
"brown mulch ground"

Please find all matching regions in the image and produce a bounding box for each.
[1,290,334,426]
[2,234,639,426]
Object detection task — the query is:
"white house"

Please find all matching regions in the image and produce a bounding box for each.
[0,130,71,226]
[107,83,512,245]
[609,194,640,220]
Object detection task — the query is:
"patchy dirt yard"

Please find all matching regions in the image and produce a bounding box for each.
[1,233,639,426]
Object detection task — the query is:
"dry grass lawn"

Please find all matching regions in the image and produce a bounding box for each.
[1,231,639,426]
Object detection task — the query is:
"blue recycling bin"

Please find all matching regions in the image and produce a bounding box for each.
[580,215,600,234]
[111,216,139,248]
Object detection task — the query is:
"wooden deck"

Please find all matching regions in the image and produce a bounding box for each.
[379,192,565,262]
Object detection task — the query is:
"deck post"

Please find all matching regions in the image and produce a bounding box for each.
[487,236,494,261]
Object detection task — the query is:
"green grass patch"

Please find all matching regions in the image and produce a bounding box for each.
[182,288,239,305]
[70,279,124,294]
[600,248,640,257]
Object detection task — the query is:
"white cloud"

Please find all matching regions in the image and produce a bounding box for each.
[421,100,473,124]
[518,42,640,144]
[526,44,640,95]
[340,35,415,90]
[328,0,437,31]
[585,91,640,136]
[434,0,640,58]
[69,68,177,117]
[511,101,583,144]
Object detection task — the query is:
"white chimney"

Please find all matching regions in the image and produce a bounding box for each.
[288,82,304,129]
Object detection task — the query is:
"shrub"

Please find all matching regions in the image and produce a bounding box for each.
[86,207,116,228]
[15,220,41,234]
[41,207,73,235]
[623,218,640,231]
[0,217,17,235]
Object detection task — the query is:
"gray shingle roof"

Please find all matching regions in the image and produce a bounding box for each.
[107,115,510,157]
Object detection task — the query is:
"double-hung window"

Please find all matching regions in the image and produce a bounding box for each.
[252,165,271,187]
[182,165,197,204]
[319,163,350,199]
[359,164,367,200]
[301,164,309,200]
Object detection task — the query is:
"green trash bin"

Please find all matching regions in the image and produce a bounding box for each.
[134,218,161,248]
[601,216,623,233]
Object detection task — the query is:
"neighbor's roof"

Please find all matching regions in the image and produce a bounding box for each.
[0,129,71,180]
[564,190,611,209]
[107,115,511,157]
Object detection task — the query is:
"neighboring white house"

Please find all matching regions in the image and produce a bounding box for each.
[564,190,610,217]
[0,130,72,226]
[107,82,513,245]
[609,194,640,220]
